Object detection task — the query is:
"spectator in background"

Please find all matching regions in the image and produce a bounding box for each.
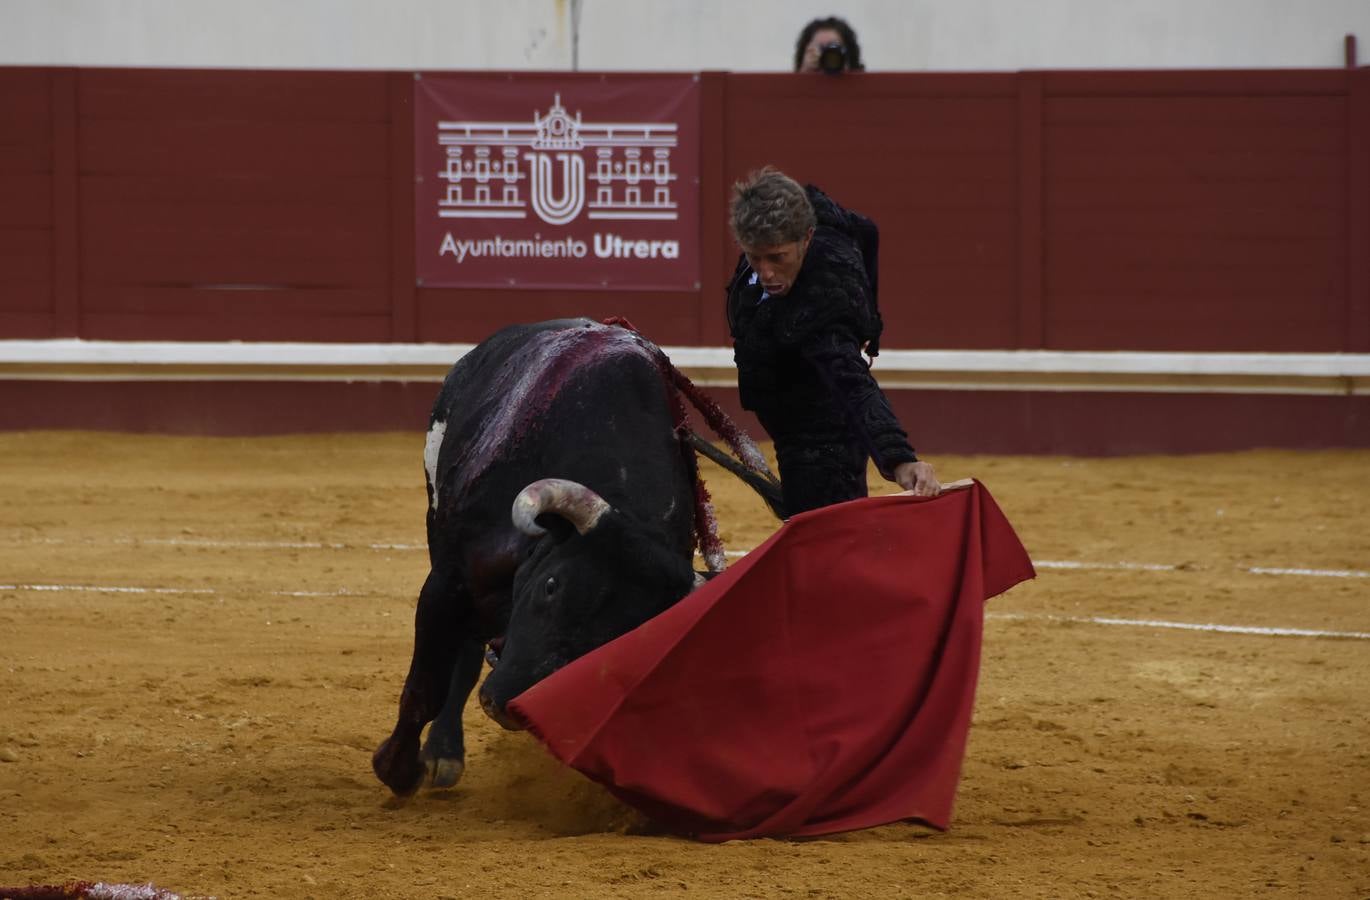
[794,16,865,73]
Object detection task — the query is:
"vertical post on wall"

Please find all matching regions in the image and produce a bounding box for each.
[697,71,728,346]
[1346,34,1358,68]
[1016,72,1045,350]
[388,71,418,343]
[1348,65,1370,353]
[50,69,80,337]
[570,0,583,72]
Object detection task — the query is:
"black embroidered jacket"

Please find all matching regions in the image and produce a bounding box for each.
[726,186,918,479]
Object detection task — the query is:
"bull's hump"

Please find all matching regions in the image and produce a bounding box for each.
[439,322,666,500]
[488,322,663,435]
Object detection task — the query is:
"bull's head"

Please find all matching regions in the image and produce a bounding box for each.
[478,478,695,729]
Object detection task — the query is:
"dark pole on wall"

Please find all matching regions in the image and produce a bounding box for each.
[571,0,583,71]
[1347,34,1358,68]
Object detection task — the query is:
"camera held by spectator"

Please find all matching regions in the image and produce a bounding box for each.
[794,16,865,74]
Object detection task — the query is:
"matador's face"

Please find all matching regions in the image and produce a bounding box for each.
[741,227,813,298]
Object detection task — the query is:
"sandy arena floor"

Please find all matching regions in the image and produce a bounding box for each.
[0,432,1367,898]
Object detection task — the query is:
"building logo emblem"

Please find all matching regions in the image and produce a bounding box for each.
[416,75,699,290]
[436,94,680,228]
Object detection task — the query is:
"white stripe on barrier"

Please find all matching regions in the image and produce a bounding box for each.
[2,341,1368,394]
[3,340,1368,376]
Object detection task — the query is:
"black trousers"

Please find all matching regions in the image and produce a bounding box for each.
[775,440,869,517]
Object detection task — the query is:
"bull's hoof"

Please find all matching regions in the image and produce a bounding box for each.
[425,755,466,790]
[372,736,424,798]
[380,792,414,810]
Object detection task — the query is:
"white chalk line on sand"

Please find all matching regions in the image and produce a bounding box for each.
[985,612,1370,640]
[730,550,1370,580]
[2,582,1366,641]
[5,539,1366,638]
[13,536,424,551]
[9,536,1367,580]
[1032,559,1370,579]
[0,583,362,598]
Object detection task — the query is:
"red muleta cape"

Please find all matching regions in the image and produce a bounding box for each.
[508,479,1035,841]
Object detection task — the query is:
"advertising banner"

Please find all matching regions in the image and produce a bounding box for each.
[415,73,701,291]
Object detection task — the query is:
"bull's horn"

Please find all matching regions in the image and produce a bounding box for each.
[511,478,611,537]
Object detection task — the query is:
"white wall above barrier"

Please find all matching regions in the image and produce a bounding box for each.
[2,0,1366,71]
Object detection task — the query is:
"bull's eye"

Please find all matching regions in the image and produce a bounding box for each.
[544,575,557,596]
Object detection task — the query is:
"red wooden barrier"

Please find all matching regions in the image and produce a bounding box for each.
[2,65,1365,351]
[0,65,1367,451]
[0,68,57,336]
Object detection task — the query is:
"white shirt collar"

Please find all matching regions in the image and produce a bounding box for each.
[747,270,771,302]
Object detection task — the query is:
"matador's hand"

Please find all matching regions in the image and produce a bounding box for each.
[893,460,940,497]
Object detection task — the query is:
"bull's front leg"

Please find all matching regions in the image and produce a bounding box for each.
[373,568,467,797]
[420,636,484,788]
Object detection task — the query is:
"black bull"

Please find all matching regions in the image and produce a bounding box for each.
[372,318,774,797]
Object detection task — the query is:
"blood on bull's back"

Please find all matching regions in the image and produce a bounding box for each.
[426,318,690,525]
